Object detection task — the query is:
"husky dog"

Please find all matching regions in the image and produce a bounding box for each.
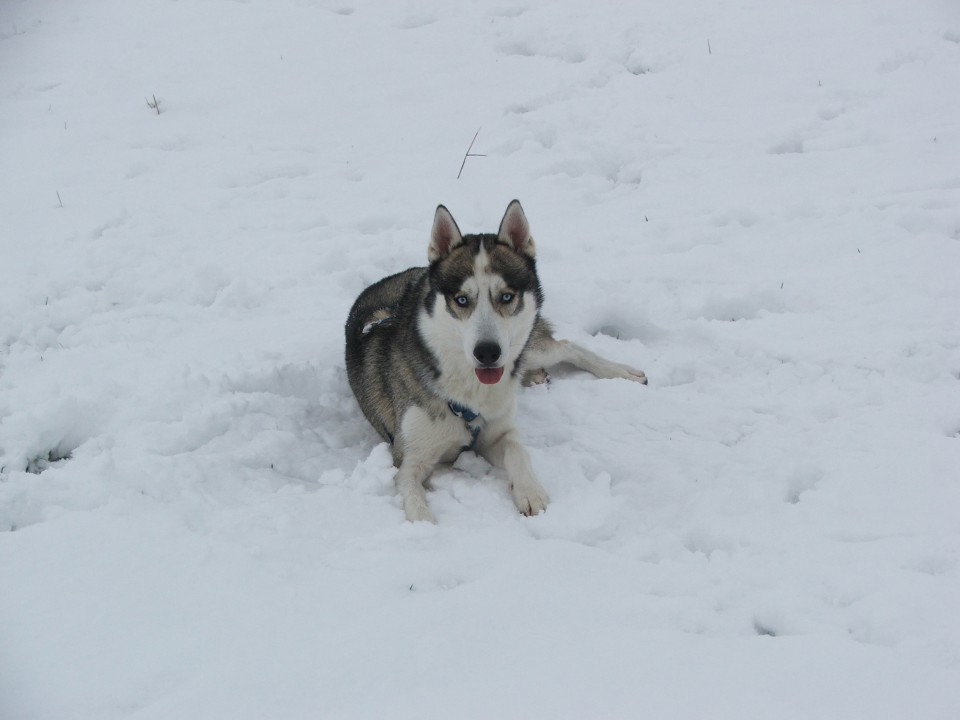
[345,200,646,522]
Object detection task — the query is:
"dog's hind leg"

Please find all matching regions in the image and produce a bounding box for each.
[524,323,647,385]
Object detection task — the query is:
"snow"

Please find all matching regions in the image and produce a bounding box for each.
[2,0,960,717]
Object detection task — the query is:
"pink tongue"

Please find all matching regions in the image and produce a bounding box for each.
[475,367,504,385]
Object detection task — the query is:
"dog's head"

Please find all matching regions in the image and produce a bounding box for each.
[422,200,543,385]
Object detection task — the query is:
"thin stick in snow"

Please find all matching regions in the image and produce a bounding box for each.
[457,127,486,179]
[146,94,162,115]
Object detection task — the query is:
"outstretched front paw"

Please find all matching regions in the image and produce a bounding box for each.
[512,479,549,516]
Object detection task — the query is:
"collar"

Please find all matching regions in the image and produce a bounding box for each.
[448,400,481,451]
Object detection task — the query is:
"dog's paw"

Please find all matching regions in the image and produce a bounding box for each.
[607,363,648,385]
[522,368,551,387]
[626,367,648,385]
[512,479,549,517]
[403,495,437,524]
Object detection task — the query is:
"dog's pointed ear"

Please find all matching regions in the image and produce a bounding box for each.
[498,199,536,258]
[428,204,464,262]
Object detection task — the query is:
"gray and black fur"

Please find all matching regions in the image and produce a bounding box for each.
[345,200,646,522]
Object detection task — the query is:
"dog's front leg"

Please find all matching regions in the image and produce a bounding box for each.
[394,406,465,523]
[479,430,549,516]
[394,455,438,524]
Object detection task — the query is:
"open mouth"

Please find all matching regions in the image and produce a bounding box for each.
[474,367,504,385]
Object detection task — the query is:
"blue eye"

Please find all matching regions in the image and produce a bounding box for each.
[500,292,514,303]
[455,295,469,306]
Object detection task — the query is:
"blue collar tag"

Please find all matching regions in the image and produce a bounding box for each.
[448,401,482,451]
[448,400,479,422]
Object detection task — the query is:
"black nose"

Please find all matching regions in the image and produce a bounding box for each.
[473,341,501,366]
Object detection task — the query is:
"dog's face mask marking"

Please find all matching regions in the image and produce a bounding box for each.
[425,202,541,384]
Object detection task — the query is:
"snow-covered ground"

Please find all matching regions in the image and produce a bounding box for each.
[3,0,960,717]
